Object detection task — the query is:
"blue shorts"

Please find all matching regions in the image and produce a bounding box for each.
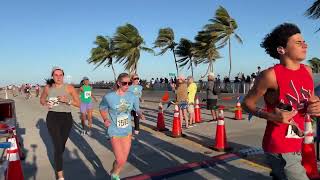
[178,101,188,110]
[80,102,93,113]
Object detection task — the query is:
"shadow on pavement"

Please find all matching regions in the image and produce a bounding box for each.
[34,113,269,180]
[124,129,271,180]
[69,120,110,179]
[36,118,54,170]
[36,118,110,180]
[184,131,252,152]
[22,144,38,180]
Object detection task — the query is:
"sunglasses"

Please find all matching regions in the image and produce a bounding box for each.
[120,81,132,86]
[133,77,140,80]
[295,41,307,47]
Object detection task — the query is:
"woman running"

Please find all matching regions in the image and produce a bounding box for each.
[40,67,80,180]
[128,74,143,135]
[79,76,97,135]
[99,73,145,180]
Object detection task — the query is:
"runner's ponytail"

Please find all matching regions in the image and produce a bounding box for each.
[45,78,55,87]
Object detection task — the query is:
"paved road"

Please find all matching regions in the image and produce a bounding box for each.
[1,90,272,180]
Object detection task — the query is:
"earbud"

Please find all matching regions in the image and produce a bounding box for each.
[277,47,285,55]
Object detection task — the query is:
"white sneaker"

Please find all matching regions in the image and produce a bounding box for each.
[80,129,86,135]
[87,129,92,136]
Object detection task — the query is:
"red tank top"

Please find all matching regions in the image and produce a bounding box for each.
[262,64,313,153]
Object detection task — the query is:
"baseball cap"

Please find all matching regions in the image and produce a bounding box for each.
[82,76,89,80]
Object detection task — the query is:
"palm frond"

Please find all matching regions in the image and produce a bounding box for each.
[112,23,152,73]
[153,27,176,50]
[305,0,320,19]
[157,46,171,56]
[234,33,243,44]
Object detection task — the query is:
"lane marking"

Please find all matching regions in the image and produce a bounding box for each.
[238,158,271,172]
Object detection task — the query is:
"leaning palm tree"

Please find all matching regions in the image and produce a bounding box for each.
[154,28,179,76]
[308,57,320,73]
[175,38,195,77]
[113,23,153,74]
[87,35,117,82]
[193,31,220,78]
[205,6,243,78]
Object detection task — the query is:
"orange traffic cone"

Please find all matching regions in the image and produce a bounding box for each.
[302,115,320,179]
[213,106,231,152]
[171,104,182,138]
[5,126,25,161]
[155,102,167,131]
[161,91,169,102]
[6,135,24,180]
[234,101,243,120]
[0,125,25,161]
[194,97,202,123]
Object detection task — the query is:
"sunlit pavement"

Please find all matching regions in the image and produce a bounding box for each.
[2,90,272,180]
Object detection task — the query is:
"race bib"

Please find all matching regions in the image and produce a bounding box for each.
[116,114,129,128]
[48,97,59,107]
[84,91,91,99]
[285,124,302,139]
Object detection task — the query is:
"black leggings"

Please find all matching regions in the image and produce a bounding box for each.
[46,111,73,172]
[131,110,140,131]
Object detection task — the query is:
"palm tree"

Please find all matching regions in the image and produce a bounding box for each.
[205,6,243,78]
[154,28,179,76]
[305,0,320,31]
[305,0,320,19]
[113,23,153,74]
[175,38,195,77]
[87,35,117,82]
[192,31,220,77]
[308,57,320,73]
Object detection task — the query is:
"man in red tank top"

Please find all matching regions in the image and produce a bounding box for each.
[242,23,320,180]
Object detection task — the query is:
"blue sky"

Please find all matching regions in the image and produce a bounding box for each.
[1,0,320,85]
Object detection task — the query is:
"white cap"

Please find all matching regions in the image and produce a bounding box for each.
[51,66,64,75]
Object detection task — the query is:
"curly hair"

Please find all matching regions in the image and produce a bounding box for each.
[261,23,301,59]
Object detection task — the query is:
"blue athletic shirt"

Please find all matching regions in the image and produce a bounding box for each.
[128,85,143,98]
[99,91,140,137]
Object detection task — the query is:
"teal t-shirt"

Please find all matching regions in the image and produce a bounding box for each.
[80,85,92,103]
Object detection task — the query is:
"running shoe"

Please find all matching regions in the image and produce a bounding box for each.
[111,174,120,180]
[86,129,92,136]
[80,129,86,135]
